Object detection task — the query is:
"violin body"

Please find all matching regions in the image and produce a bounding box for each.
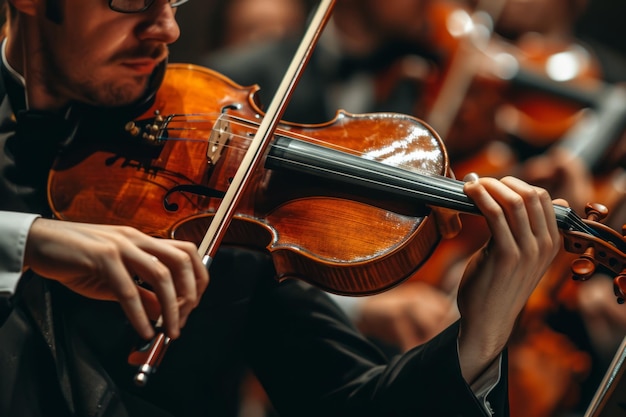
[48,63,454,296]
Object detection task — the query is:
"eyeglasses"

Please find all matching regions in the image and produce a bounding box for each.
[109,0,189,13]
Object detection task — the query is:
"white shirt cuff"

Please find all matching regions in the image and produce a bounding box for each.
[0,211,40,294]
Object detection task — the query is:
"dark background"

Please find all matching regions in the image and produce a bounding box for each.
[575,0,626,58]
[171,0,626,64]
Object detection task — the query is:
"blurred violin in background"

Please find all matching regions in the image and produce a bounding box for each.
[413,0,619,162]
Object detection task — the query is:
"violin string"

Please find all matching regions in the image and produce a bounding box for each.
[553,205,597,237]
[212,126,605,236]
[160,113,470,203]
[160,113,568,210]
[166,114,458,179]
[161,113,399,158]
[271,154,474,212]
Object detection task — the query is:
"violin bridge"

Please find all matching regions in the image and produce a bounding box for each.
[207,114,231,165]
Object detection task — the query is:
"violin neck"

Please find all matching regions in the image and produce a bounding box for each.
[268,136,478,213]
[267,136,582,233]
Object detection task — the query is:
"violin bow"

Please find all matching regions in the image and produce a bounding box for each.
[128,0,337,386]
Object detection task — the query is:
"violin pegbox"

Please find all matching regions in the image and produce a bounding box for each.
[563,203,626,303]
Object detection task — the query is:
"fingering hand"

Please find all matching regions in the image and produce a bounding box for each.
[457,176,563,382]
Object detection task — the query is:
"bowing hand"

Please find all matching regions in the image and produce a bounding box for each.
[24,218,209,340]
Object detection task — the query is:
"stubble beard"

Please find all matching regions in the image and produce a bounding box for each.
[78,75,150,109]
[49,68,150,109]
[40,48,151,109]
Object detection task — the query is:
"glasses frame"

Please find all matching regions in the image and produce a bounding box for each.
[109,0,189,13]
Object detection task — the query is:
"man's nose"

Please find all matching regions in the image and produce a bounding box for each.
[137,0,181,44]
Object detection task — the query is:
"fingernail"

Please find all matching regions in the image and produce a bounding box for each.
[463,172,480,183]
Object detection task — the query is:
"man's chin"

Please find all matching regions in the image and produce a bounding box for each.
[92,77,152,109]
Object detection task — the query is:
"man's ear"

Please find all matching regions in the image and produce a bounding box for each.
[8,0,38,16]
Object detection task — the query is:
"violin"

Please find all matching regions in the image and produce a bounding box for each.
[45,63,626,381]
[48,64,626,296]
[49,64,453,296]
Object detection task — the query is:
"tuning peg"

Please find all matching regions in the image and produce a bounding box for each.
[584,203,609,222]
[124,121,140,136]
[614,271,626,304]
[569,204,606,281]
[571,247,597,281]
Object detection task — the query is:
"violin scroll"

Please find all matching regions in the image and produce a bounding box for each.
[561,202,626,303]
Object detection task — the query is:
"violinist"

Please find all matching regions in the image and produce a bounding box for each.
[0,0,564,416]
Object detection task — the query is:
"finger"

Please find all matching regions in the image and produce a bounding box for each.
[463,177,519,249]
[542,195,562,247]
[105,260,155,340]
[142,239,208,328]
[553,198,569,208]
[504,176,562,255]
[130,252,181,339]
[500,176,551,237]
[486,178,535,242]
[168,240,210,307]
[121,232,207,336]
[149,242,200,328]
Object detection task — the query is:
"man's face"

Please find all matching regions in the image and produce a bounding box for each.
[32,0,180,108]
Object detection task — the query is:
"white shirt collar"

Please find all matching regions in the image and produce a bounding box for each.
[1,38,29,109]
